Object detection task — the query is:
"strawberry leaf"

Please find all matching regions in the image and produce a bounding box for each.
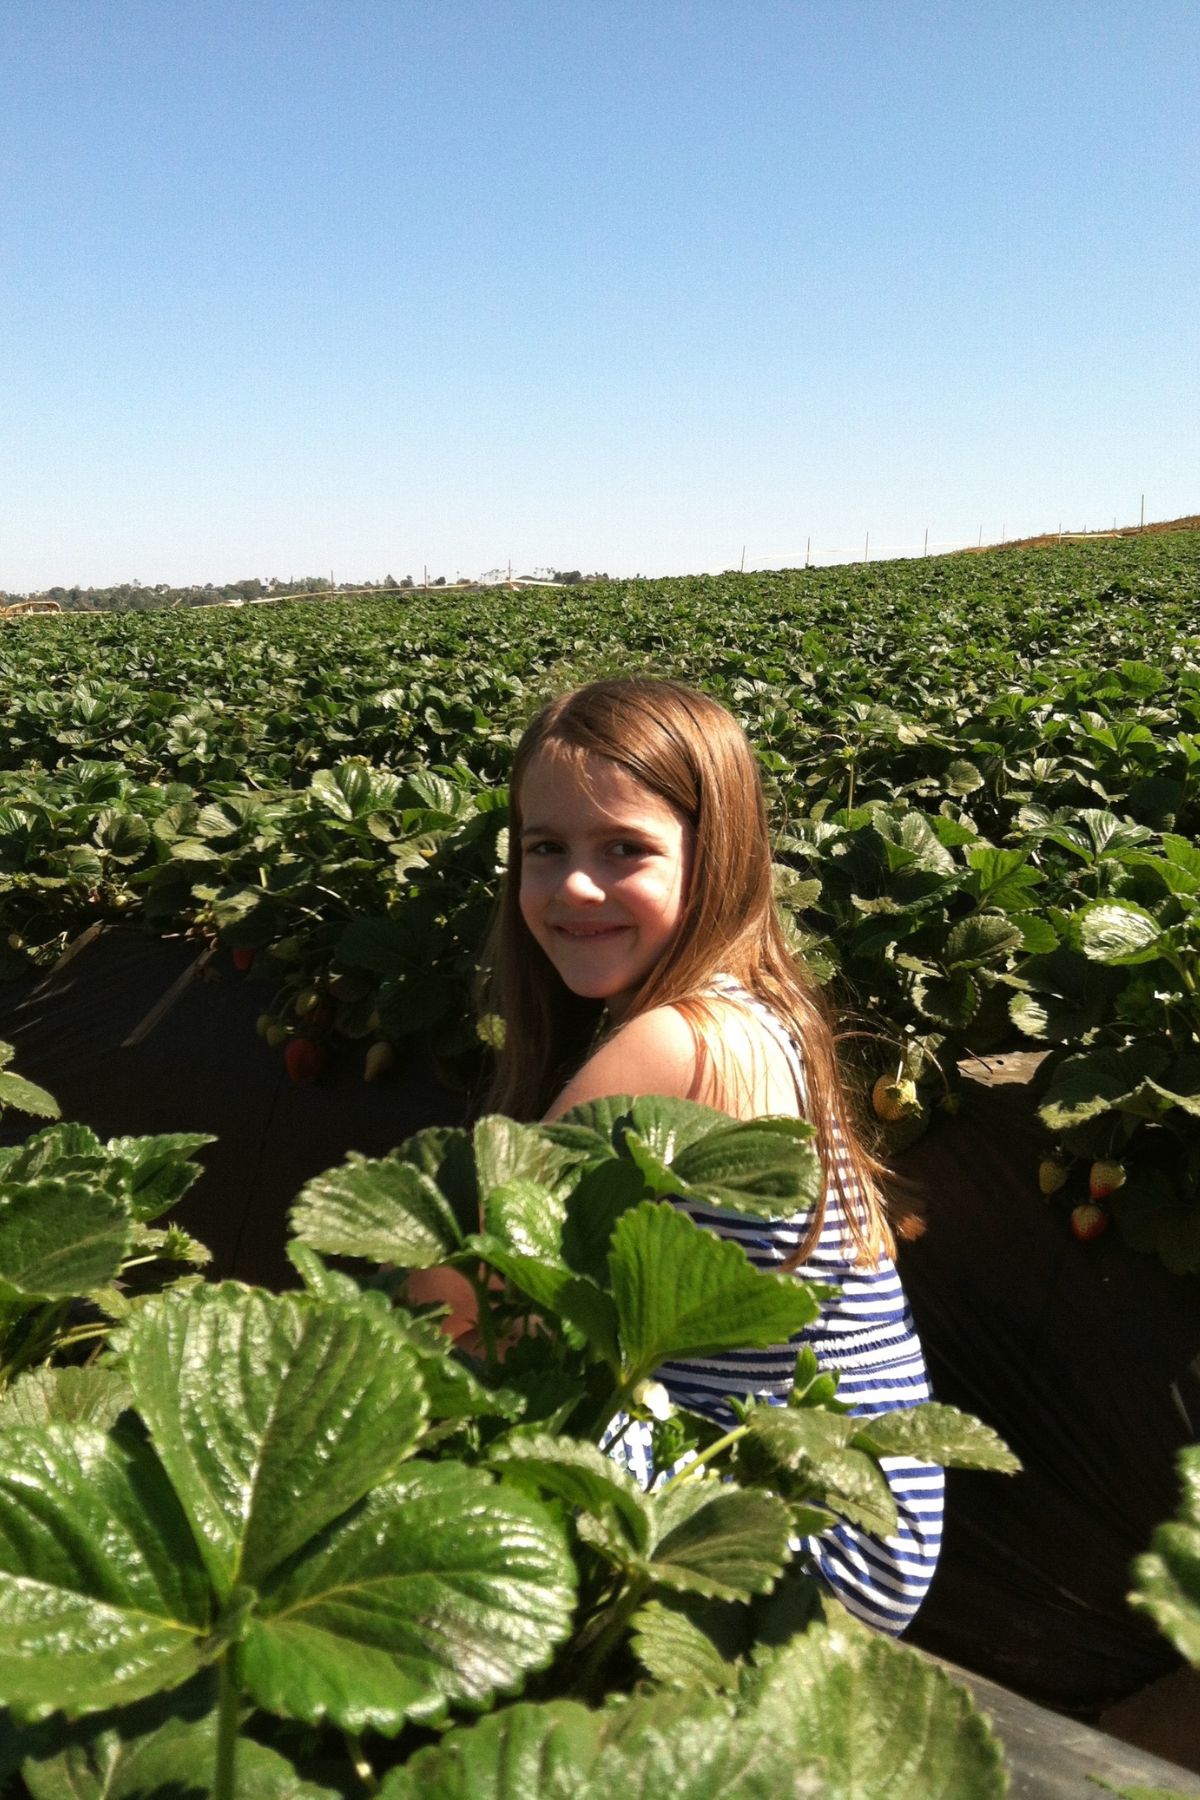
[115,1284,428,1598]
[609,1202,825,1385]
[244,1464,575,1732]
[1130,1446,1200,1666]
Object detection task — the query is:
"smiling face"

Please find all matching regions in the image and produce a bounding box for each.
[517,747,693,1021]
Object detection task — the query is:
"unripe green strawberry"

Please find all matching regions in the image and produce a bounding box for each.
[7,932,25,951]
[1038,1159,1069,1196]
[1089,1160,1126,1201]
[872,1074,921,1122]
[364,1042,395,1082]
[266,1023,289,1049]
[1070,1202,1109,1242]
[256,1012,274,1038]
[294,986,321,1018]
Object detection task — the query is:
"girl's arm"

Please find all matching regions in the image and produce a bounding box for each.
[404,1017,697,1339]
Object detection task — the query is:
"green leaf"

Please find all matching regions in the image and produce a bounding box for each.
[392,1125,480,1235]
[943,913,1025,967]
[849,1403,1019,1471]
[912,967,979,1029]
[609,1202,824,1383]
[378,1700,604,1799]
[743,1407,898,1536]
[1164,833,1200,882]
[646,1479,794,1600]
[561,1159,648,1285]
[489,1432,651,1550]
[382,1688,752,1799]
[1075,900,1164,964]
[7,1121,104,1176]
[944,758,984,795]
[872,811,957,874]
[1009,988,1104,1043]
[393,1307,525,1423]
[558,1094,728,1160]
[482,1179,567,1261]
[0,1426,211,1716]
[94,808,151,860]
[116,1284,428,1598]
[20,1702,340,1798]
[0,1364,132,1430]
[473,1115,585,1202]
[667,1117,822,1218]
[1112,1170,1200,1274]
[630,1598,741,1689]
[311,760,396,820]
[104,1133,215,1221]
[0,1070,60,1118]
[290,1153,464,1267]
[964,846,1044,910]
[244,1463,575,1732]
[1038,1044,1171,1133]
[0,1176,133,1301]
[1129,1446,1200,1666]
[1015,912,1061,955]
[1145,1055,1200,1118]
[740,1613,1007,1797]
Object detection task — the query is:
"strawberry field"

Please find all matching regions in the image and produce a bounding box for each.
[3,532,1200,1269]
[2,533,1200,1795]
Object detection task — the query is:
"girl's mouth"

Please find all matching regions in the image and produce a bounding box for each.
[552,924,626,939]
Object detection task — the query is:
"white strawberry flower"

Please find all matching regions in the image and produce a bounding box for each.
[633,1379,673,1421]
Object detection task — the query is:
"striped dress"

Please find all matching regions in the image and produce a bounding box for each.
[607,977,944,1636]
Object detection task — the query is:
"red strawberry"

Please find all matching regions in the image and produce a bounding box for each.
[232,946,255,972]
[1070,1202,1109,1242]
[1089,1160,1126,1201]
[285,1038,328,1084]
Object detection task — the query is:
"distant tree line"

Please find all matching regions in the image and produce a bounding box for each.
[0,576,413,614]
[0,569,611,613]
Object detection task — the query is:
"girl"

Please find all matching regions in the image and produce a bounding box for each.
[485,676,943,1636]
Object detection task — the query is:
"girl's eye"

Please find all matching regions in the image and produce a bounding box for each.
[525,840,562,856]
[611,840,648,858]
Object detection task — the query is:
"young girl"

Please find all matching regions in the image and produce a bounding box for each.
[484,676,943,1636]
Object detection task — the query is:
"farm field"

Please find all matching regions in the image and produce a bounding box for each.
[3,530,1200,1268]
[1,531,1200,1796]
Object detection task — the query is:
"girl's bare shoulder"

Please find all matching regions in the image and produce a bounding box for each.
[543,1004,706,1119]
[543,996,803,1121]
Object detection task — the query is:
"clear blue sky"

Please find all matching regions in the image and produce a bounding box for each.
[2,0,1196,588]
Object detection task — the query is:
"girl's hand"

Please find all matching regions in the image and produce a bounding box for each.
[403,1266,479,1343]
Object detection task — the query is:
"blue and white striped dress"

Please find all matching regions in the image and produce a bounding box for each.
[608,978,944,1636]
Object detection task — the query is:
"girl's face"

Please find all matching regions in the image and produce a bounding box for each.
[518,748,692,1021]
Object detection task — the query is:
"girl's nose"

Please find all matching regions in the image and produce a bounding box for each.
[559,862,605,902]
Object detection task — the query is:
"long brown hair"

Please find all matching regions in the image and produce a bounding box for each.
[482,677,894,1266]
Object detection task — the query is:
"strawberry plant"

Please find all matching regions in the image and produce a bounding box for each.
[0,1094,1019,1797]
[1131,1443,1200,1668]
[3,532,1200,1263]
